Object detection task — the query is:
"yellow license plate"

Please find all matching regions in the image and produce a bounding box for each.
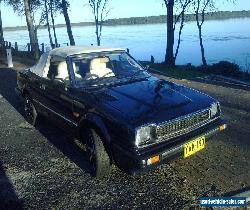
[184,136,205,158]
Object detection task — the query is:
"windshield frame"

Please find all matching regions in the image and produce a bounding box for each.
[68,50,148,88]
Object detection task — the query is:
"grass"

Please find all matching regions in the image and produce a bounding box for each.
[149,63,208,79]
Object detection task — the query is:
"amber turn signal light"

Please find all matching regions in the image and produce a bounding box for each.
[219,124,227,131]
[147,155,160,165]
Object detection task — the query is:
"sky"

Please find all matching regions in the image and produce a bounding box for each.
[1,0,250,27]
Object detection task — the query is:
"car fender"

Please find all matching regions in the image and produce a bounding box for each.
[79,112,113,157]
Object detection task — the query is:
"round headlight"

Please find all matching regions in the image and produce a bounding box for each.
[135,126,155,147]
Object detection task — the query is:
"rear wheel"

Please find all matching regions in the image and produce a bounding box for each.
[24,95,38,126]
[85,128,111,179]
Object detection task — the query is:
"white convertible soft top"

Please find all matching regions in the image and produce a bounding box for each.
[50,45,125,58]
[30,52,51,77]
[30,46,125,77]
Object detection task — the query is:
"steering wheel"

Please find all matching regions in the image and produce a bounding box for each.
[55,77,65,83]
[85,74,100,80]
[64,76,70,81]
[103,72,115,78]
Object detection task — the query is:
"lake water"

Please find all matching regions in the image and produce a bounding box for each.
[3,17,250,71]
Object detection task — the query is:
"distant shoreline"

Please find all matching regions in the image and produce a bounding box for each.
[3,10,250,32]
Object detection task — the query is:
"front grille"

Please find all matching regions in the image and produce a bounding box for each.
[156,109,210,139]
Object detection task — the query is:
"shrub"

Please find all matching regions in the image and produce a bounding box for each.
[196,64,212,73]
[211,61,240,76]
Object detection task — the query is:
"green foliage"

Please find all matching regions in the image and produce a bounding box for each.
[2,10,250,31]
[104,10,250,26]
[4,0,68,16]
[4,0,42,15]
[150,63,208,79]
[149,61,247,80]
[210,61,240,76]
[51,0,70,15]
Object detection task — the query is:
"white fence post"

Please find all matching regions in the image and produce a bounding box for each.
[6,48,13,68]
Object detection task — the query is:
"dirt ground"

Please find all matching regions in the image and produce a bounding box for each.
[0,61,249,209]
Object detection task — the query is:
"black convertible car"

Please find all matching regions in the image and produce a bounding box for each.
[16,46,227,178]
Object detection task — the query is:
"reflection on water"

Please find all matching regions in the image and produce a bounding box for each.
[3,17,250,71]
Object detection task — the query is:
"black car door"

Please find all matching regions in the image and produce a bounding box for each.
[26,71,52,116]
[43,79,79,132]
[42,57,87,134]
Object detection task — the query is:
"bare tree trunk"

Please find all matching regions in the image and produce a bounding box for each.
[50,0,58,47]
[97,36,100,46]
[195,0,209,66]
[0,2,4,45]
[174,11,185,61]
[165,0,175,67]
[61,0,75,46]
[45,0,54,48]
[95,20,100,46]
[198,25,207,66]
[89,0,109,46]
[195,7,207,66]
[173,0,191,62]
[23,0,39,59]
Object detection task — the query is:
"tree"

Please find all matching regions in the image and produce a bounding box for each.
[49,0,58,47]
[23,0,40,59]
[43,0,54,47]
[163,0,192,66]
[41,0,75,48]
[163,0,175,67]
[42,0,74,48]
[0,0,4,45]
[173,0,192,62]
[88,0,110,46]
[61,0,75,45]
[193,0,215,66]
[193,0,235,66]
[6,0,41,58]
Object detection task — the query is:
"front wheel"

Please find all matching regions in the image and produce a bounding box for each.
[24,95,38,126]
[85,128,111,179]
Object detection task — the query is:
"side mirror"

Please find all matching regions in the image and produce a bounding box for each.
[144,65,150,71]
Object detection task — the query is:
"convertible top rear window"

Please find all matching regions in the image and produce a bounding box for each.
[30,52,66,78]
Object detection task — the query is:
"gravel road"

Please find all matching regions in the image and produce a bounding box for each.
[0,67,249,209]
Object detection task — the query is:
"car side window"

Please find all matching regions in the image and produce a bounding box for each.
[73,60,90,80]
[47,62,58,80]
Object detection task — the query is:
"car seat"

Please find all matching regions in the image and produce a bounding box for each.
[55,61,69,80]
[90,58,115,78]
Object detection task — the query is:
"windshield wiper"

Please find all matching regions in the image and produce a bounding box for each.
[77,72,149,89]
[127,71,149,82]
[78,76,115,88]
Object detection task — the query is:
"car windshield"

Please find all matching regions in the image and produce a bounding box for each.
[71,51,149,87]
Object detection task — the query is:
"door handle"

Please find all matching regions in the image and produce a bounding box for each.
[40,84,46,90]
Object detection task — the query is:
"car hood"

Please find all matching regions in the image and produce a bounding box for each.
[93,77,216,127]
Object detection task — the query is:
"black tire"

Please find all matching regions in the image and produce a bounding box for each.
[24,95,38,126]
[85,128,111,179]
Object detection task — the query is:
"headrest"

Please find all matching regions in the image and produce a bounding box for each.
[97,57,109,63]
[57,61,67,71]
[90,57,109,67]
